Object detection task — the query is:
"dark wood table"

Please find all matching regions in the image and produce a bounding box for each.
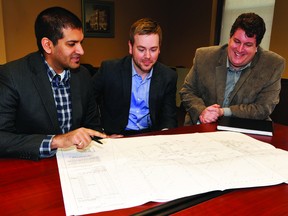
[1,123,288,216]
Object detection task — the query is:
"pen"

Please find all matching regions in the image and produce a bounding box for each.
[91,136,103,145]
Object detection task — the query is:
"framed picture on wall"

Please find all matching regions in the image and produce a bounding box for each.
[82,0,115,38]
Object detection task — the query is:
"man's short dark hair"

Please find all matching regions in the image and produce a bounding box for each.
[34,7,82,53]
[230,12,266,46]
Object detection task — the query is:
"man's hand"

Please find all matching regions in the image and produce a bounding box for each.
[51,127,107,150]
[199,104,224,124]
[108,134,124,138]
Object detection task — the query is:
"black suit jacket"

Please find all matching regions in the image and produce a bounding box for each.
[92,55,178,134]
[0,52,101,160]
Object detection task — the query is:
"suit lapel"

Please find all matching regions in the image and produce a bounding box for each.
[149,64,160,118]
[121,57,133,106]
[70,70,83,129]
[229,50,260,101]
[215,65,227,106]
[215,50,228,106]
[229,67,252,101]
[29,54,60,131]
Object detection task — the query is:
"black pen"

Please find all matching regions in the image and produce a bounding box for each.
[91,136,103,144]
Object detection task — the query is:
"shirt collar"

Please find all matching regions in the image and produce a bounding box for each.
[42,56,71,84]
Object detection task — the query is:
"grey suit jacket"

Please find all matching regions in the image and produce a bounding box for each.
[180,44,285,125]
[92,55,178,134]
[0,52,101,160]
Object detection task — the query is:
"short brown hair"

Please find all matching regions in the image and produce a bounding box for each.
[129,18,162,46]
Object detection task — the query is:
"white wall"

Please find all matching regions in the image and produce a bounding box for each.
[219,0,275,50]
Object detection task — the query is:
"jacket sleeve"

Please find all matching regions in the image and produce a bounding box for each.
[158,68,178,129]
[0,65,45,160]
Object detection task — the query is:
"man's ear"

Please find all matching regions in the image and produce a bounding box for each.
[41,37,53,54]
[128,40,133,55]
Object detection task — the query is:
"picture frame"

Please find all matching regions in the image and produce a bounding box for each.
[81,0,115,38]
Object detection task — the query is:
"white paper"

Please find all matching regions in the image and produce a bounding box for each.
[56,131,288,216]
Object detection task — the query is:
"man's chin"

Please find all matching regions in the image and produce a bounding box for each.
[230,60,245,69]
[141,64,153,72]
[70,62,81,69]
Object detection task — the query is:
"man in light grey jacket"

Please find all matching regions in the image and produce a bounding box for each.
[180,12,285,125]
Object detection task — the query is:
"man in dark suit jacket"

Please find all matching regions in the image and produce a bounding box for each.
[0,7,106,160]
[93,18,178,135]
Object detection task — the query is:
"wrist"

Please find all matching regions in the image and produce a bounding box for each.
[51,135,60,149]
[199,115,204,123]
[219,108,224,116]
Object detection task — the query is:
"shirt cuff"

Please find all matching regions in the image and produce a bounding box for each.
[223,108,232,116]
[39,135,57,158]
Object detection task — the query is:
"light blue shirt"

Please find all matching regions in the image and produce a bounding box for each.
[125,62,153,130]
[222,59,250,116]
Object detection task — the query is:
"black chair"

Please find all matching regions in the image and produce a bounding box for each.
[270,79,288,126]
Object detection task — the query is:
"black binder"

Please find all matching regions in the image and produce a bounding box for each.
[217,116,273,136]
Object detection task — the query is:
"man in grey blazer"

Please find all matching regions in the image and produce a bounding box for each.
[92,18,178,135]
[180,13,285,125]
[0,7,106,160]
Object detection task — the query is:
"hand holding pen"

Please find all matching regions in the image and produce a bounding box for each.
[91,136,103,144]
[91,134,124,145]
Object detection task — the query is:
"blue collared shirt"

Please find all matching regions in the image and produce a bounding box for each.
[39,59,72,158]
[125,62,153,130]
[222,59,251,116]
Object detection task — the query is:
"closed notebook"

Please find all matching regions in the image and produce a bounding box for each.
[217,116,273,136]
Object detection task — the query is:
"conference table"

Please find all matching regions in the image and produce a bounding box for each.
[1,123,288,216]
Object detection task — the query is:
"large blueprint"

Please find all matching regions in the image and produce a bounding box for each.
[56,131,288,215]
